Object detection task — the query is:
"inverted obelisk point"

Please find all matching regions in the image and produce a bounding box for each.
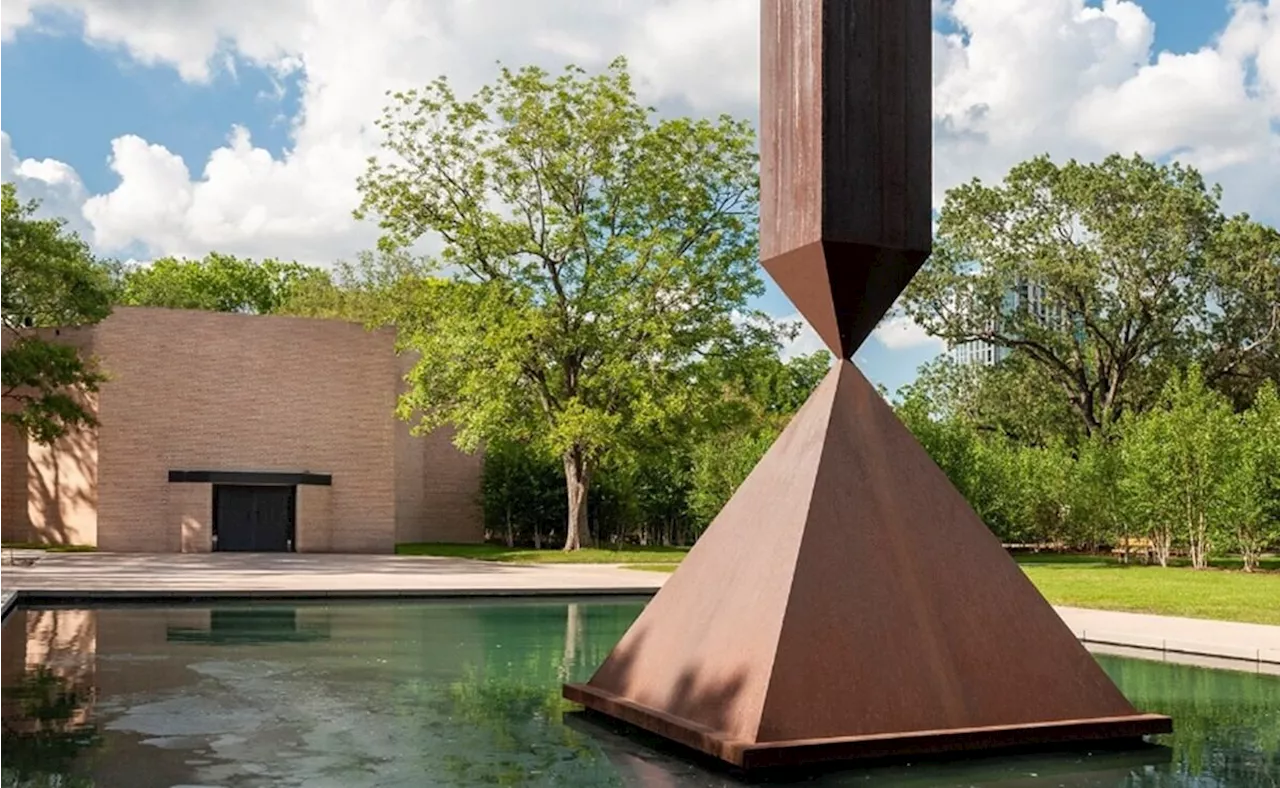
[758,0,933,358]
[761,242,930,359]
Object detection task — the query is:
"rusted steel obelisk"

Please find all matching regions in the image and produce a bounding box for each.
[565,0,1171,770]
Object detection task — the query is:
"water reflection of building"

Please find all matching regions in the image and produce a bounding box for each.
[1,609,98,733]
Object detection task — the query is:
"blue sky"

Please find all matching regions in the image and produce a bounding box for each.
[3,0,1277,395]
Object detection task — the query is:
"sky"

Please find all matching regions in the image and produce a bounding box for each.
[2,0,1278,395]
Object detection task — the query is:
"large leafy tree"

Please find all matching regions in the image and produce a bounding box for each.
[356,58,772,550]
[904,154,1278,437]
[117,252,329,314]
[1,183,114,443]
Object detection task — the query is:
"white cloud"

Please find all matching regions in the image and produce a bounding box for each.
[1,0,33,41]
[0,0,1277,276]
[872,315,946,352]
[933,0,1280,220]
[1,131,92,239]
[1,0,766,266]
[777,316,827,361]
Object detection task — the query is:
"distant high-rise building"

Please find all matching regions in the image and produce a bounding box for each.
[947,278,1061,367]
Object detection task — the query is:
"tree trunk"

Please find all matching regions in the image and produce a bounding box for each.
[1151,525,1172,567]
[562,446,591,551]
[504,503,514,548]
[559,602,584,681]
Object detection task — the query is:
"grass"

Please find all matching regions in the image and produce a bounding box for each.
[1017,554,1280,626]
[395,542,688,564]
[623,563,680,573]
[400,543,1280,626]
[0,542,97,553]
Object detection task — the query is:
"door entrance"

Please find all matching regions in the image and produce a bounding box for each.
[213,485,296,552]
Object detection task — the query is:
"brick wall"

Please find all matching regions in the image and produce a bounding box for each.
[27,423,99,546]
[170,483,211,552]
[412,425,485,543]
[297,484,333,551]
[394,350,484,545]
[92,308,399,552]
[2,325,100,546]
[1,422,30,542]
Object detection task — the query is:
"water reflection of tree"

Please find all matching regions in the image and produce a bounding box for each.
[1099,655,1280,785]
[1,667,100,788]
[404,602,637,786]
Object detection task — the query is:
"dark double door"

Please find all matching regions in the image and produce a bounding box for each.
[213,485,296,552]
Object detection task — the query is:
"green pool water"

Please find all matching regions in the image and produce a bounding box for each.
[2,599,1277,787]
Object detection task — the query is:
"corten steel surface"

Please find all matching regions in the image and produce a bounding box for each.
[565,0,1171,770]
[565,365,1172,767]
[758,0,932,359]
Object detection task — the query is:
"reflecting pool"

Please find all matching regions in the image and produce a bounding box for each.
[2,599,1277,787]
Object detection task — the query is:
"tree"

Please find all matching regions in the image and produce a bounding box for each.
[1120,366,1238,568]
[1066,434,1130,552]
[479,438,566,548]
[117,252,329,314]
[355,58,770,550]
[1202,217,1280,411]
[904,154,1276,438]
[1,183,114,443]
[907,355,1086,447]
[1228,381,1280,571]
[277,249,428,322]
[686,350,828,532]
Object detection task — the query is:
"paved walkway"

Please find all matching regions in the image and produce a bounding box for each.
[0,552,661,596]
[3,553,1277,670]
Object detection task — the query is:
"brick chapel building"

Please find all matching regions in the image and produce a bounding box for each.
[0,307,484,553]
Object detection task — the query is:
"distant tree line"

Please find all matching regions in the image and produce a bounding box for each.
[897,366,1279,570]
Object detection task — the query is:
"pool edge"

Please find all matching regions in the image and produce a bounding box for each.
[0,591,15,620]
[0,586,657,620]
[563,681,1173,770]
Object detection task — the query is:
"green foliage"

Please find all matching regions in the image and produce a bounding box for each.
[117,252,330,314]
[908,355,1084,445]
[1121,366,1239,568]
[896,362,1280,565]
[395,542,686,563]
[688,427,776,529]
[276,249,429,322]
[1,182,113,444]
[468,352,826,547]
[891,153,1278,564]
[356,57,774,548]
[1229,381,1280,570]
[904,153,1277,437]
[685,350,830,532]
[480,439,567,547]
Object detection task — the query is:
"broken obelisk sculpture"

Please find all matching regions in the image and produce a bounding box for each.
[564,0,1171,770]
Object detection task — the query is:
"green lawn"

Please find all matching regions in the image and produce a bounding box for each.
[0,542,97,553]
[395,542,688,564]
[1017,555,1280,626]
[401,544,1279,626]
